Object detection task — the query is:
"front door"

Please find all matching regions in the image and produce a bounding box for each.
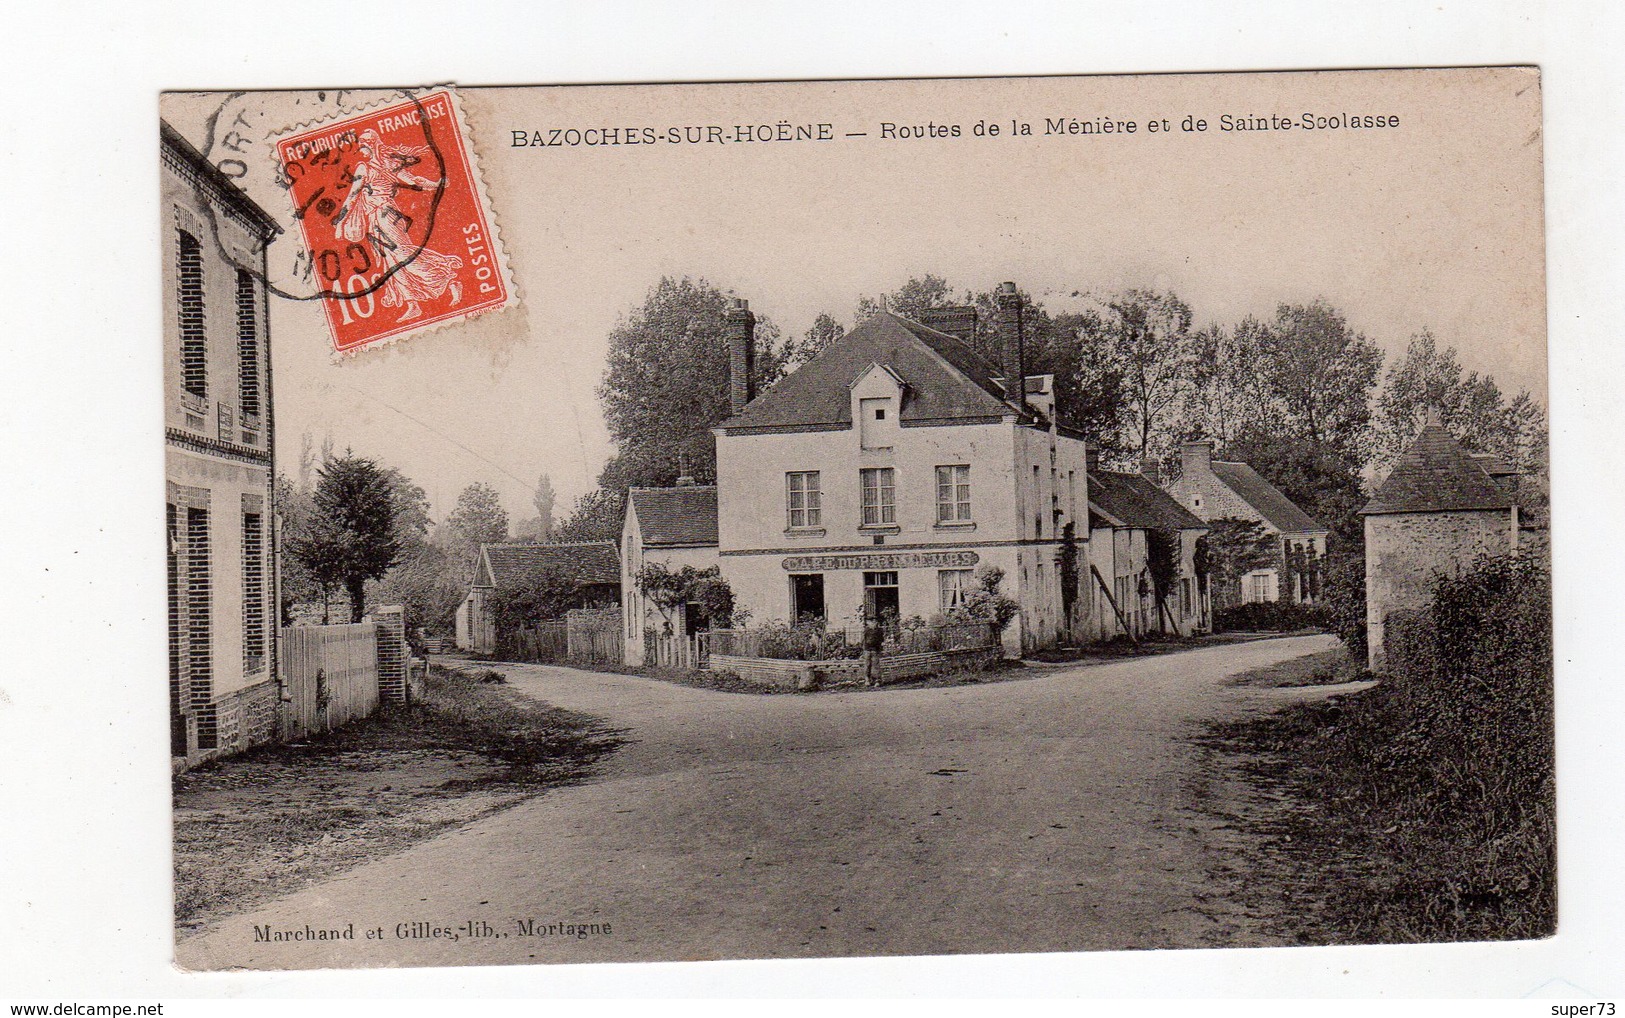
[790,573,826,623]
[863,570,901,631]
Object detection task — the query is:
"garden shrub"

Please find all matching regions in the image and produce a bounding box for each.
[1213,600,1331,633]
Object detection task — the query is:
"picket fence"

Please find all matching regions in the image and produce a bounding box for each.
[645,633,705,669]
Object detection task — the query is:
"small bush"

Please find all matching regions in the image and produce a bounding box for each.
[1213,600,1330,633]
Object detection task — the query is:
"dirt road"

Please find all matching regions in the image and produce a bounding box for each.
[177,634,1342,970]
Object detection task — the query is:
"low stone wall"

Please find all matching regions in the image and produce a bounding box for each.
[707,645,1001,690]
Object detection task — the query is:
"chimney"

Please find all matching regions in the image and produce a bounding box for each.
[724,297,756,415]
[1181,439,1213,477]
[1140,455,1162,485]
[919,305,979,347]
[1086,444,1101,474]
[994,281,1027,410]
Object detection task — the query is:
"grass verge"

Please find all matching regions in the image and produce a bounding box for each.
[172,664,623,930]
[1223,647,1367,688]
[1197,649,1554,945]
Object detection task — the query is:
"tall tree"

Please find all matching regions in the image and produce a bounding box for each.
[855,274,956,322]
[1057,289,1198,465]
[598,276,784,491]
[782,312,847,367]
[554,488,627,543]
[1374,328,1547,477]
[446,481,509,554]
[1224,424,1368,549]
[513,472,557,542]
[289,453,403,623]
[1255,300,1383,465]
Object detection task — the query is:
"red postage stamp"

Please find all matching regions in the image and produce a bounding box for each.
[273,89,513,354]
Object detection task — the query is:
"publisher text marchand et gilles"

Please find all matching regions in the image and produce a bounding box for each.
[253,918,612,943]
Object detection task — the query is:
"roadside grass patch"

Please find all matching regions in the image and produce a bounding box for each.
[1224,648,1367,688]
[173,665,623,929]
[1199,555,1554,945]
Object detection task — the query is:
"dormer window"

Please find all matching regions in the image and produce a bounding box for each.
[859,397,896,450]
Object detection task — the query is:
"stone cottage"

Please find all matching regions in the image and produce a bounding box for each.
[455,541,622,654]
[1086,465,1210,641]
[1165,439,1329,606]
[1361,410,1525,670]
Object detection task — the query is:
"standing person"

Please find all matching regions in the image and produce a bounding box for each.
[862,612,885,687]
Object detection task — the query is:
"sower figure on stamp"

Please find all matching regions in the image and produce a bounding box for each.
[333,129,464,323]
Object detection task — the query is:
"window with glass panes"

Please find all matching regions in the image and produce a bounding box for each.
[938,568,974,609]
[860,467,895,526]
[786,471,821,528]
[935,464,971,523]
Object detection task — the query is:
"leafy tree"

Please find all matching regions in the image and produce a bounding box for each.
[370,540,463,643]
[554,488,627,543]
[1199,517,1277,611]
[1059,289,1202,465]
[447,482,509,548]
[1374,328,1547,479]
[783,312,847,367]
[1145,528,1181,629]
[855,274,956,322]
[486,570,592,632]
[513,473,557,542]
[274,471,323,625]
[289,453,403,623]
[635,563,737,633]
[1255,300,1383,464]
[598,276,785,491]
[1223,424,1367,549]
[1176,320,1280,451]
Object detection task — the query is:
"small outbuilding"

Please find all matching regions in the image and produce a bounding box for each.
[455,541,622,655]
[1361,410,1524,670]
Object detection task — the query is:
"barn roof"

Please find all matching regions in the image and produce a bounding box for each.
[720,311,1051,433]
[628,485,719,547]
[477,541,621,590]
[1210,461,1326,534]
[1089,471,1207,531]
[1363,423,1515,515]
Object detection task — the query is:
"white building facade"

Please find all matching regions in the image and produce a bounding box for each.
[710,297,1093,655]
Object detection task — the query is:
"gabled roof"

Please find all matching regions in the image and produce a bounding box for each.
[721,311,1039,433]
[477,542,621,590]
[628,485,719,547]
[1089,471,1207,531]
[1363,423,1515,515]
[1209,461,1326,534]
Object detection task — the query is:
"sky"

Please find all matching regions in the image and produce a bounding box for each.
[162,69,1547,525]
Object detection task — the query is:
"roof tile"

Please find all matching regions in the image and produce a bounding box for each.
[481,542,621,590]
[630,486,719,546]
[1363,424,1514,515]
[1089,471,1207,530]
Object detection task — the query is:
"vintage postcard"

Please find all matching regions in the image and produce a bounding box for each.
[159,69,1550,972]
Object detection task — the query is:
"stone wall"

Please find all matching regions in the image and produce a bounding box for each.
[1365,508,1516,670]
[707,644,1001,690]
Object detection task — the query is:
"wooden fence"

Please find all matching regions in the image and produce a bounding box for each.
[645,633,704,669]
[566,607,624,664]
[497,621,568,663]
[280,623,379,738]
[701,621,996,662]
